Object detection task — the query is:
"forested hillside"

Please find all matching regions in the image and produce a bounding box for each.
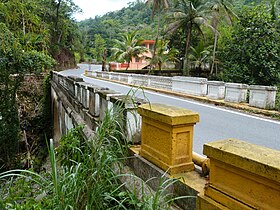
[0,0,81,171]
[78,0,155,62]
[0,0,81,70]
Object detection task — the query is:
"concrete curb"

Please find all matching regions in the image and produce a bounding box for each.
[83,74,280,120]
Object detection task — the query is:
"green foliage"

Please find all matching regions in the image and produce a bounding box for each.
[23,50,56,74]
[148,40,179,70]
[91,34,106,62]
[0,0,81,69]
[0,23,55,170]
[0,105,185,209]
[112,31,148,69]
[188,40,211,76]
[78,0,155,60]
[0,23,24,170]
[220,4,280,85]
[166,0,213,75]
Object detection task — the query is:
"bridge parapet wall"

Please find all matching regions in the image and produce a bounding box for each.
[51,71,280,210]
[51,71,146,144]
[85,70,278,110]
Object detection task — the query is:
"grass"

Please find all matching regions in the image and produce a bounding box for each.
[0,104,187,209]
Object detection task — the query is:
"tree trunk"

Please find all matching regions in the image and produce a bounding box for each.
[126,61,130,71]
[210,30,218,75]
[152,7,161,64]
[183,24,192,76]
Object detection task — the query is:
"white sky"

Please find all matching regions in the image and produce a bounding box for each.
[72,0,137,21]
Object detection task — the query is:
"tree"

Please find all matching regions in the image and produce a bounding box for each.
[111,31,147,70]
[146,0,169,58]
[92,34,106,62]
[188,40,211,76]
[0,0,81,70]
[166,0,212,75]
[148,40,179,71]
[0,23,55,170]
[39,0,81,69]
[209,0,237,75]
[220,5,280,85]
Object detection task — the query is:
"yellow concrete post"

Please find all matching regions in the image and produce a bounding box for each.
[138,103,199,175]
[197,139,280,210]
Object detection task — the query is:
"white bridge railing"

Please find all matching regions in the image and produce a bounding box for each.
[86,70,278,110]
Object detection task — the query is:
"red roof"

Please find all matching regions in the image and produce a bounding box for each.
[141,40,155,44]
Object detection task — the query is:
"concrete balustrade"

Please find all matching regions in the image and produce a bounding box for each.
[65,77,75,97]
[110,72,121,81]
[249,85,277,109]
[63,75,83,95]
[98,89,123,122]
[225,83,248,103]
[130,74,149,86]
[110,95,148,144]
[80,83,89,109]
[197,139,280,210]
[101,71,110,79]
[121,73,130,83]
[207,81,225,100]
[75,82,82,104]
[52,72,59,84]
[88,85,105,117]
[58,74,64,87]
[172,76,208,96]
[87,71,279,110]
[138,103,199,175]
[150,75,172,90]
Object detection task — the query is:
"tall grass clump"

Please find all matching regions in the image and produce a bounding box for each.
[0,104,188,209]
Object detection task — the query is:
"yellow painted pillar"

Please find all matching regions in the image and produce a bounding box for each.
[197,139,280,210]
[138,103,199,175]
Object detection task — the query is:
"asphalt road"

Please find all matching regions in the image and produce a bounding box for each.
[61,64,280,155]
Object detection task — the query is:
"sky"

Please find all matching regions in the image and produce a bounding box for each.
[72,0,137,21]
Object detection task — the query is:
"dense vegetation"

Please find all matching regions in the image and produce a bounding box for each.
[0,110,182,209]
[0,0,80,170]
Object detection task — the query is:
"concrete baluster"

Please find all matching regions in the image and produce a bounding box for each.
[65,107,73,132]
[59,101,66,136]
[138,103,199,175]
[128,74,132,84]
[80,83,89,109]
[110,95,148,144]
[88,85,104,117]
[98,90,123,122]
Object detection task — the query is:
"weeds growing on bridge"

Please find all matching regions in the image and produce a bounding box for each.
[0,106,185,209]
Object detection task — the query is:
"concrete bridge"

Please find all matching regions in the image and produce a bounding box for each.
[51,70,280,210]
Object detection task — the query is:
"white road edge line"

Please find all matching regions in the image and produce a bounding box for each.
[82,74,280,125]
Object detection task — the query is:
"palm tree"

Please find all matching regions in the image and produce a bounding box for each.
[146,0,169,58]
[148,40,179,71]
[166,0,212,75]
[209,0,237,75]
[111,31,147,70]
[188,40,211,76]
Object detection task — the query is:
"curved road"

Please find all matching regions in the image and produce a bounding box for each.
[61,64,280,154]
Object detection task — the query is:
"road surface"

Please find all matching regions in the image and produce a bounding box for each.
[60,64,280,155]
